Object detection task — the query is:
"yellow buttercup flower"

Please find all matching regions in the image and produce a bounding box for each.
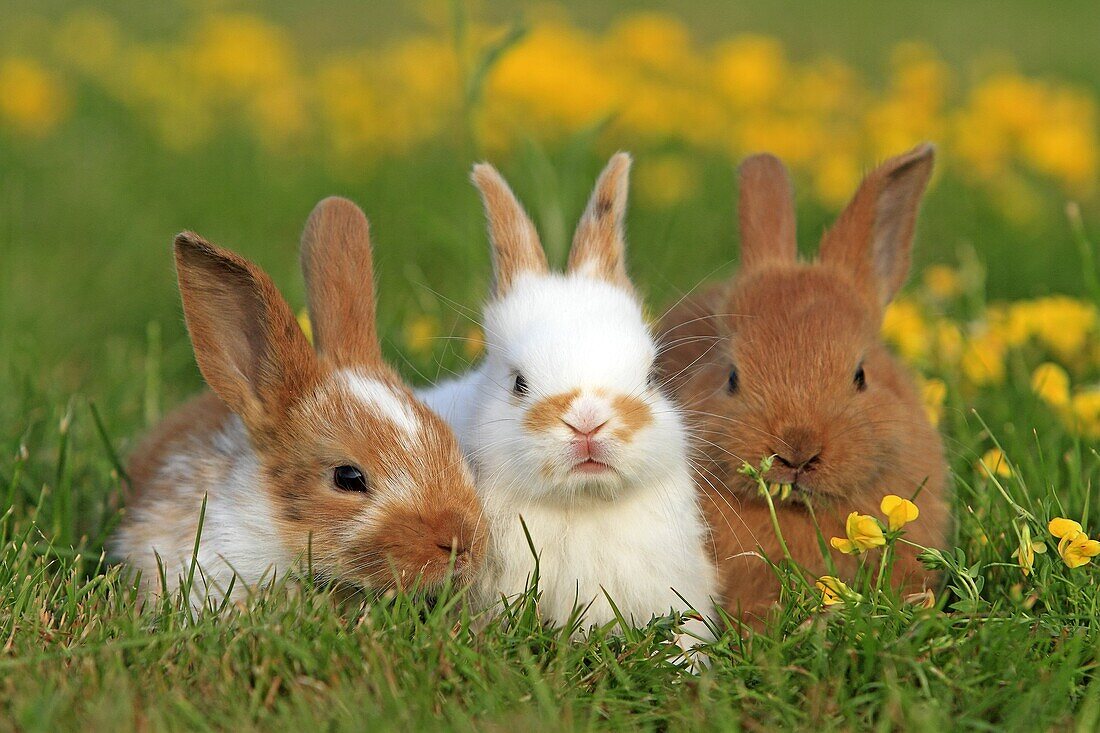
[1048,517,1083,539]
[830,512,886,555]
[1057,531,1100,569]
[1048,517,1100,569]
[880,495,919,531]
[815,576,855,606]
[978,448,1012,479]
[1069,390,1100,439]
[0,56,70,136]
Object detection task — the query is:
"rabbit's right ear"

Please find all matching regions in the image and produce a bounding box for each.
[300,197,381,366]
[737,153,798,270]
[471,163,547,296]
[175,233,317,426]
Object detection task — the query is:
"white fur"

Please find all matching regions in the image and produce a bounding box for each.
[340,369,420,439]
[419,271,717,633]
[112,415,291,607]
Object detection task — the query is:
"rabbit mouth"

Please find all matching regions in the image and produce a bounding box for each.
[572,458,613,475]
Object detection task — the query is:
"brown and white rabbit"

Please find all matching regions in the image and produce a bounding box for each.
[657,144,949,624]
[113,197,485,605]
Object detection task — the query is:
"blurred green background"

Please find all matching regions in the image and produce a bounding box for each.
[1,0,1098,424]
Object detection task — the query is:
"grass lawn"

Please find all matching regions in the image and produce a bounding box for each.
[2,2,1100,730]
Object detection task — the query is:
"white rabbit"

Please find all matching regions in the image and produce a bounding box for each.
[420,154,717,647]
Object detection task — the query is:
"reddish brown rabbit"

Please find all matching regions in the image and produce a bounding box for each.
[657,144,949,625]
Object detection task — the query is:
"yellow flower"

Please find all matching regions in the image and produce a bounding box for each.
[922,265,963,300]
[1069,390,1100,439]
[1057,531,1100,569]
[920,377,947,426]
[882,299,930,363]
[634,155,698,208]
[960,330,1007,386]
[978,448,1012,479]
[0,57,70,136]
[1048,518,1100,569]
[1048,517,1083,539]
[1030,362,1071,408]
[463,326,485,360]
[904,589,937,609]
[404,314,440,355]
[830,512,886,555]
[880,495,919,531]
[297,309,313,346]
[815,576,854,606]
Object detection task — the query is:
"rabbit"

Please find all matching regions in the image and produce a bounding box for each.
[656,143,949,626]
[418,153,717,647]
[113,196,485,606]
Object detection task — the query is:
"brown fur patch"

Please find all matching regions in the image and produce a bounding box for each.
[610,394,653,442]
[471,163,548,296]
[523,390,580,433]
[300,197,381,365]
[738,153,798,270]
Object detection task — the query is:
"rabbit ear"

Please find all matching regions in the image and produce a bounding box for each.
[175,232,317,426]
[737,153,798,270]
[471,163,547,297]
[300,197,382,366]
[568,152,633,291]
[818,143,935,306]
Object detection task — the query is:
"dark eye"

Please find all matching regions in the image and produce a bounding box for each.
[513,373,529,396]
[854,363,867,391]
[727,367,739,394]
[333,465,369,493]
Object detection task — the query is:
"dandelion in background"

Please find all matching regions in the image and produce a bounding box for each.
[1030,362,1071,408]
[0,57,70,136]
[978,448,1012,479]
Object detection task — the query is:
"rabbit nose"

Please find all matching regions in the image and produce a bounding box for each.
[774,427,822,471]
[562,416,609,438]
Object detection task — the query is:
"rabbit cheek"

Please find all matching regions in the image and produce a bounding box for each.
[609,394,653,443]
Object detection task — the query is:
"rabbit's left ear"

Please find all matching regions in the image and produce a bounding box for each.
[818,143,935,307]
[568,152,634,292]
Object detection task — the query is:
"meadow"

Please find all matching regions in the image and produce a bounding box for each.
[2,1,1100,730]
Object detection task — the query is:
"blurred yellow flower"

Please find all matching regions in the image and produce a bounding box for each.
[1030,362,1071,408]
[960,330,1007,386]
[463,326,486,360]
[880,494,919,531]
[297,309,313,346]
[882,299,930,363]
[1069,390,1100,439]
[921,377,947,426]
[978,448,1012,479]
[922,265,963,300]
[0,57,70,136]
[404,314,440,355]
[830,512,886,555]
[712,35,787,108]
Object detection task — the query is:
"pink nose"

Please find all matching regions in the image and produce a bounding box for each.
[562,416,608,438]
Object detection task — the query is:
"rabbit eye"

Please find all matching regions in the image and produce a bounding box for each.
[513,373,530,396]
[854,363,867,391]
[333,465,369,493]
[727,367,739,394]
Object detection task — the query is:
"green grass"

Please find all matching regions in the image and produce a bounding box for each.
[4,2,1100,731]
